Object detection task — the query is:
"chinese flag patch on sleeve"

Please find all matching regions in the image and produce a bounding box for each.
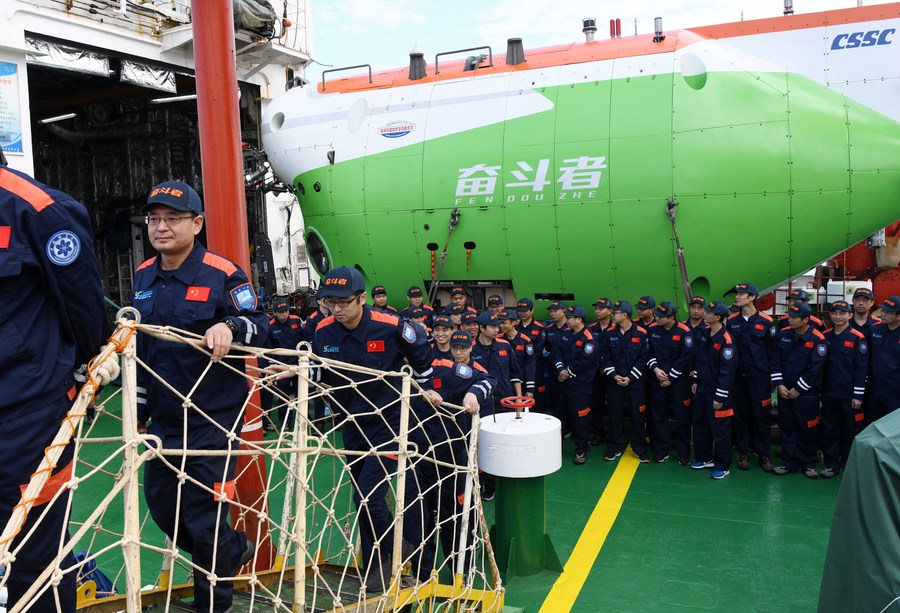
[186,286,211,302]
[367,340,385,352]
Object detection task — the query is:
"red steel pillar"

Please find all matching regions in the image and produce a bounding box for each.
[191,0,273,571]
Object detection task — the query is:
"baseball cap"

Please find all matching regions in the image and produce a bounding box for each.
[516,297,534,310]
[450,286,466,296]
[319,266,365,298]
[143,180,203,215]
[487,294,503,306]
[273,297,289,311]
[548,300,567,311]
[409,307,425,319]
[734,282,759,297]
[477,311,498,326]
[566,305,588,319]
[636,296,656,310]
[705,300,730,318]
[372,285,387,296]
[829,300,852,313]
[592,298,612,309]
[445,304,466,315]
[788,302,812,318]
[787,289,810,302]
[460,311,478,325]
[880,296,900,313]
[655,301,677,318]
[689,296,706,307]
[853,287,874,300]
[407,286,423,297]
[613,300,633,316]
[495,309,514,321]
[432,315,453,329]
[449,330,473,347]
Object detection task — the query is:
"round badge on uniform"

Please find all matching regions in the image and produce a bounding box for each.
[46,230,81,266]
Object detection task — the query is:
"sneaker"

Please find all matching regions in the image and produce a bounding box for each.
[819,468,841,479]
[690,460,714,470]
[711,469,730,480]
[636,455,650,464]
[737,455,750,471]
[678,457,691,466]
[759,457,774,473]
[772,465,798,475]
[803,467,819,480]
[573,453,587,465]
[364,559,392,593]
[603,451,622,462]
[654,453,670,464]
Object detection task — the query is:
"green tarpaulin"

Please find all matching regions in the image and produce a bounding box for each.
[819,409,900,612]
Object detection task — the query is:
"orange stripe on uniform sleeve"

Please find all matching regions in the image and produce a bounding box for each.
[714,408,734,418]
[0,169,55,212]
[214,480,236,501]
[202,252,238,276]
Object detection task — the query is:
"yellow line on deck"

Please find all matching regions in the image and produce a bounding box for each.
[538,449,641,612]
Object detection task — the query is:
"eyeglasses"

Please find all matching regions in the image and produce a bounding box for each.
[323,295,360,309]
[145,214,195,227]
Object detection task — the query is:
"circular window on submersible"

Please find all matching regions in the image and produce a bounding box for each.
[305,231,331,276]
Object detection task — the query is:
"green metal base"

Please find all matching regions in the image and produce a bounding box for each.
[491,476,563,578]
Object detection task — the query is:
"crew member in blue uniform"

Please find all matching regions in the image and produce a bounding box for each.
[302,295,330,344]
[310,266,439,591]
[449,286,477,314]
[867,296,900,422]
[515,297,546,406]
[498,309,536,397]
[371,285,398,314]
[771,302,828,479]
[0,160,108,613]
[431,315,454,360]
[133,181,268,612]
[690,301,737,479]
[635,295,657,328]
[777,289,825,332]
[588,298,614,446]
[460,310,479,338]
[601,301,650,462]
[646,302,694,464]
[551,306,599,464]
[486,293,504,314]
[820,300,868,477]
[726,283,776,472]
[544,300,569,424]
[422,330,496,574]
[403,285,434,327]
[849,287,880,338]
[265,296,303,429]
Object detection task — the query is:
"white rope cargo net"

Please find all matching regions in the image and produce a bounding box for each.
[0,314,504,612]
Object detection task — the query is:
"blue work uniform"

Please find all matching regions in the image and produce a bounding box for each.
[264,313,303,427]
[867,322,900,421]
[726,310,776,461]
[401,303,435,327]
[778,313,825,333]
[543,321,569,423]
[646,322,695,462]
[551,326,599,456]
[503,330,536,395]
[410,358,495,578]
[301,307,329,419]
[311,306,434,577]
[517,319,546,399]
[602,324,650,458]
[471,337,521,414]
[849,314,881,339]
[0,166,107,613]
[692,326,737,471]
[587,321,614,445]
[373,304,399,315]
[821,326,868,470]
[133,241,269,613]
[771,326,827,471]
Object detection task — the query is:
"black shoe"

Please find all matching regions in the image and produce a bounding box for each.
[573,453,587,465]
[364,560,392,593]
[654,453,669,464]
[234,538,255,573]
[803,467,819,480]
[678,457,691,466]
[819,468,841,479]
[759,456,774,473]
[482,486,495,501]
[737,455,750,471]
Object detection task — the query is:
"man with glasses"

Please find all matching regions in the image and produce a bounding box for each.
[133,180,268,613]
[310,266,440,592]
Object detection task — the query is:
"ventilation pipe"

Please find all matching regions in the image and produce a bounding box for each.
[582,18,597,42]
[506,38,525,65]
[409,44,426,80]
